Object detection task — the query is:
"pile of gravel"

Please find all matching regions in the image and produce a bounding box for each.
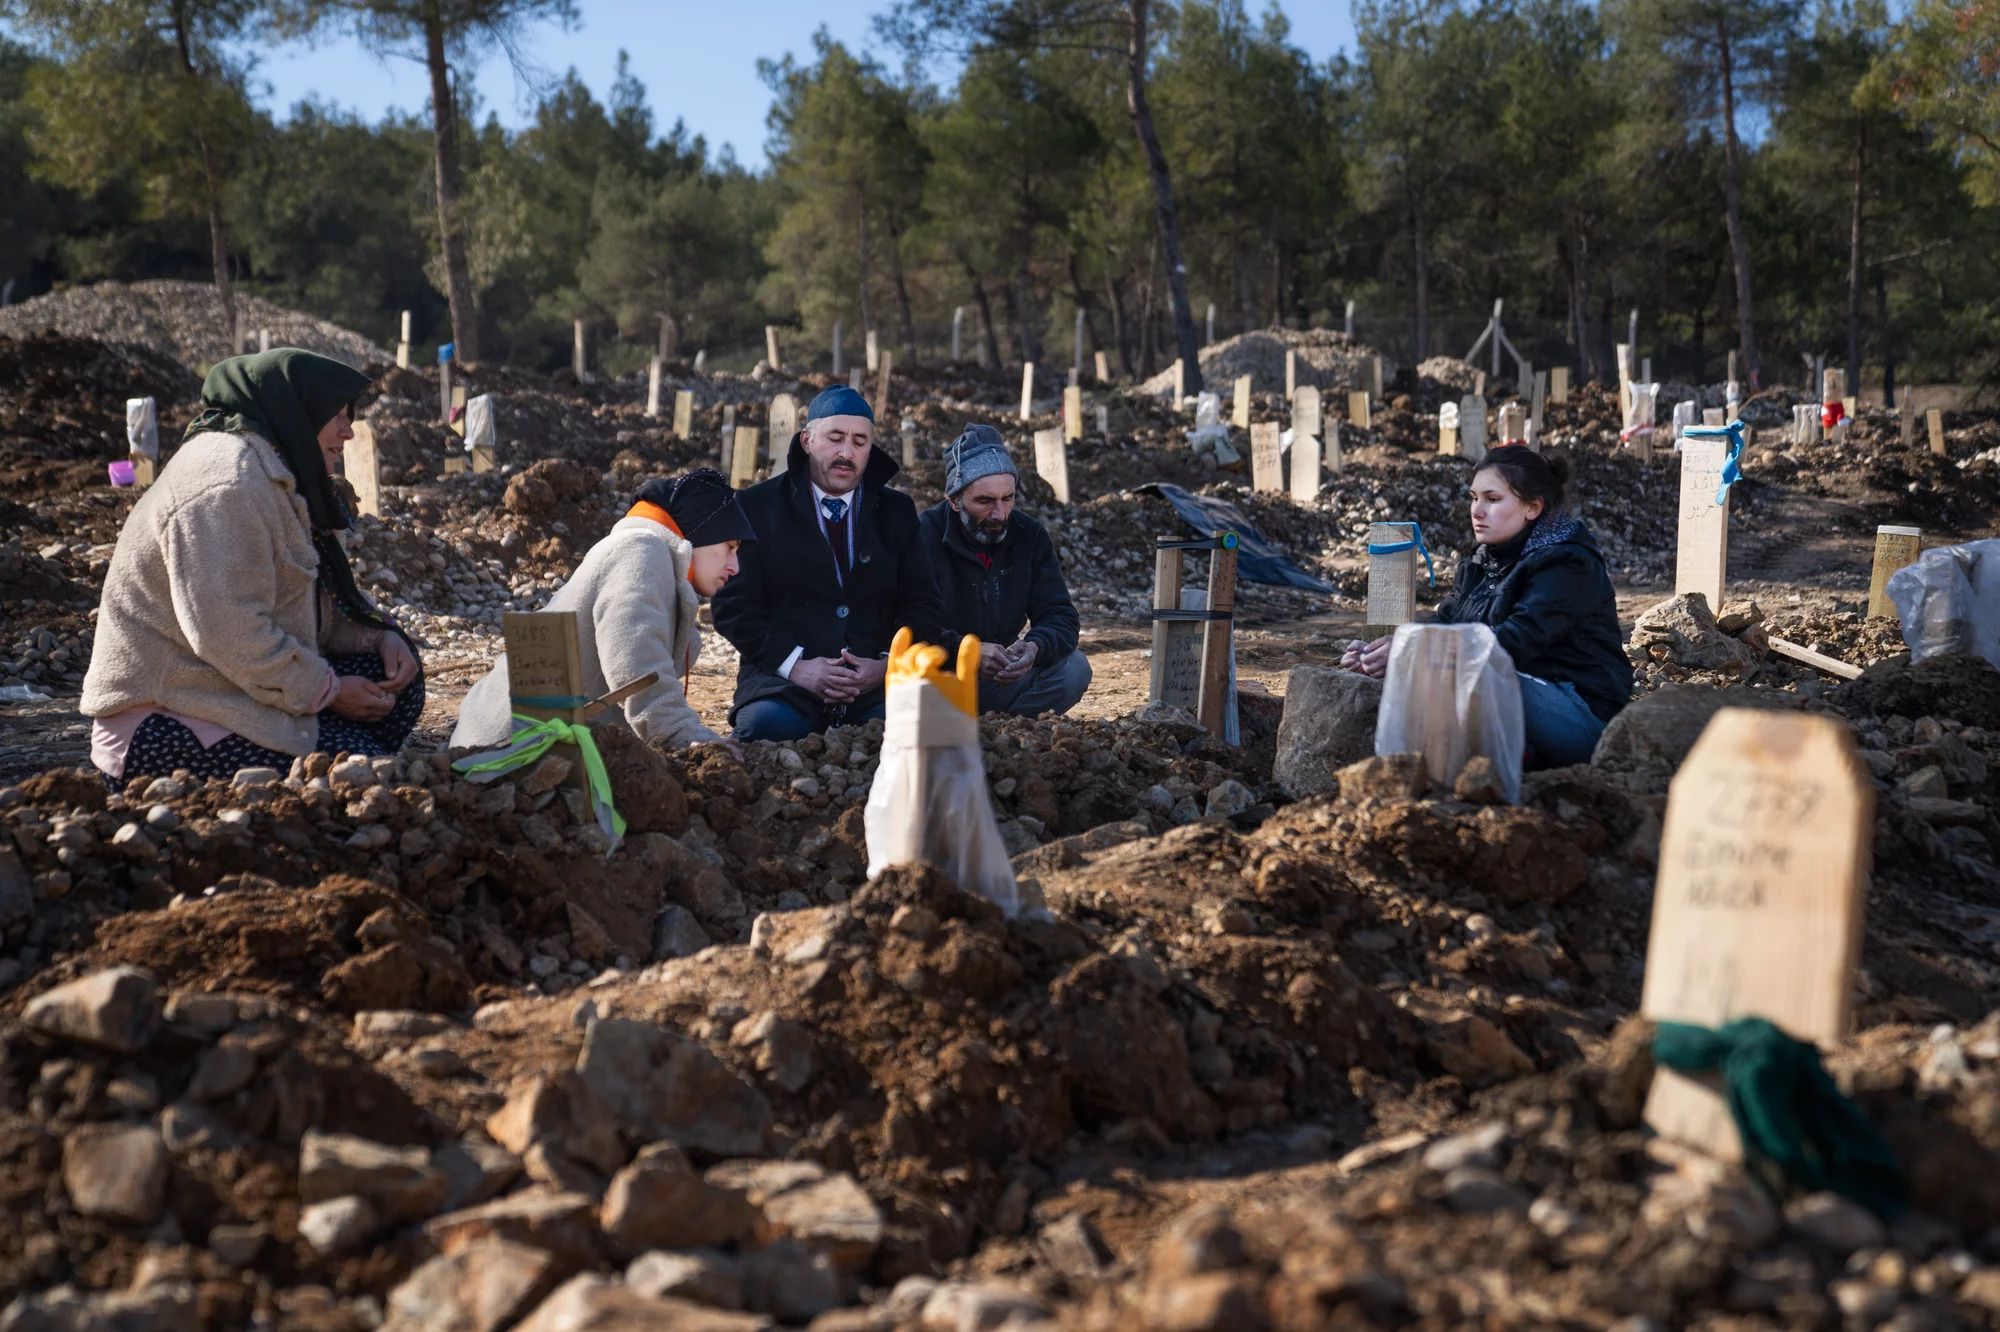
[0,280,387,372]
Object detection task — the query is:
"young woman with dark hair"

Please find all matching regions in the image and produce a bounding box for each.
[1344,445,1632,767]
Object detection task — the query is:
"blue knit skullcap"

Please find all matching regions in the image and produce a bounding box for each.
[807,385,874,423]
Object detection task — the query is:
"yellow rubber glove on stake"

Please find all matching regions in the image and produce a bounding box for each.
[865,626,1026,915]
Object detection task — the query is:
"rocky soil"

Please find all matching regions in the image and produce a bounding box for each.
[2,324,2000,1328]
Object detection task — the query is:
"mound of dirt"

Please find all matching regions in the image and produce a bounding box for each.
[1137,328,1387,399]
[0,281,387,372]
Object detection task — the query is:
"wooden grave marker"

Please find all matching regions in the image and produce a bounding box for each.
[719,404,736,470]
[769,393,799,476]
[1096,403,1110,436]
[1095,350,1110,381]
[1702,408,1726,429]
[396,310,412,370]
[1899,392,1916,448]
[1531,371,1547,437]
[346,421,381,518]
[730,425,759,488]
[1347,390,1372,430]
[1675,438,1730,610]
[501,611,589,793]
[1063,385,1083,442]
[1172,359,1186,408]
[1616,343,1634,415]
[572,319,590,381]
[1365,521,1418,635]
[1438,402,1460,457]
[1927,409,1945,457]
[1232,375,1252,430]
[1290,428,1321,503]
[1550,366,1570,404]
[646,359,663,418]
[672,390,693,441]
[1371,356,1386,401]
[1326,421,1344,476]
[1640,709,1871,1160]
[865,329,880,374]
[439,357,453,424]
[1150,534,1239,740]
[848,367,864,392]
[900,422,917,470]
[1020,363,1035,422]
[1034,426,1070,506]
[1867,526,1922,620]
[1285,349,1297,401]
[831,319,844,377]
[1293,386,1322,441]
[1250,422,1283,494]
[764,324,782,370]
[875,352,894,420]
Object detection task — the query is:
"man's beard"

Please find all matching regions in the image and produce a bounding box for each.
[958,507,1009,546]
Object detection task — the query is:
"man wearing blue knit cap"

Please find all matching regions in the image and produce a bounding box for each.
[713,385,942,740]
[917,423,1090,717]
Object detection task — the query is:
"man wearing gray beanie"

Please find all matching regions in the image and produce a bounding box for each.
[917,423,1090,717]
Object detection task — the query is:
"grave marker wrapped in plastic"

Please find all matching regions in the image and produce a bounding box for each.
[1886,539,2000,670]
[126,398,158,459]
[864,628,1024,916]
[1373,624,1524,802]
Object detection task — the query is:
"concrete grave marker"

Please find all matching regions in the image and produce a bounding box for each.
[1063,386,1083,442]
[1459,396,1488,464]
[1096,403,1109,436]
[1671,400,1696,442]
[1290,429,1320,503]
[1927,409,1945,457]
[764,325,782,370]
[1438,401,1460,457]
[1867,526,1922,620]
[730,425,759,489]
[1034,426,1070,505]
[1675,438,1730,610]
[1292,386,1322,441]
[1250,422,1282,494]
[1515,358,1530,402]
[346,421,381,518]
[646,359,663,418]
[1232,375,1251,430]
[672,390,693,441]
[1550,367,1569,404]
[1347,390,1372,430]
[1641,708,1871,1161]
[1020,363,1035,422]
[769,394,798,475]
[1366,522,1418,631]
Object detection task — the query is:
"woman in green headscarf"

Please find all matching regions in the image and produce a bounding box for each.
[81,348,425,790]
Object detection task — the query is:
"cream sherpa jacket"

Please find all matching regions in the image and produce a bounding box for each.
[80,431,381,756]
[450,515,721,750]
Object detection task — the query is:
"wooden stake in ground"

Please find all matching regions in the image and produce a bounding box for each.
[1616,343,1634,416]
[1232,375,1251,430]
[1172,358,1185,407]
[1020,363,1035,423]
[866,329,880,374]
[1927,409,1945,457]
[345,421,381,518]
[1063,386,1083,442]
[672,390,693,441]
[730,425,759,489]
[1366,522,1419,632]
[1095,351,1110,382]
[1866,525,1922,620]
[1371,356,1386,402]
[764,325,782,371]
[125,396,158,488]
[1641,708,1871,1161]
[1438,402,1461,457]
[950,309,963,362]
[848,367,863,393]
[1033,426,1070,506]
[1285,349,1297,401]
[719,404,736,470]
[1293,386,1322,442]
[646,359,663,419]
[1531,372,1546,438]
[1347,390,1372,430]
[1326,421,1344,476]
[573,319,589,382]
[1550,367,1569,404]
[1290,427,1320,503]
[769,393,799,476]
[1674,437,1730,610]
[438,353,453,425]
[831,319,843,377]
[501,611,590,793]
[1900,391,1916,448]
[1250,422,1282,494]
[397,310,412,370]
[875,352,894,422]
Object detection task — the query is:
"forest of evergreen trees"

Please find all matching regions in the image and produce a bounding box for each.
[3,0,1996,397]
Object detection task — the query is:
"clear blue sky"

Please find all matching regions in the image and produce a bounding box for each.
[247,0,1357,169]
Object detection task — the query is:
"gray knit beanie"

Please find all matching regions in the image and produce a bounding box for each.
[944,424,1018,496]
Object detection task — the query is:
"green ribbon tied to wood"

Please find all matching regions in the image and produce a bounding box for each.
[1653,1017,1907,1218]
[451,714,627,852]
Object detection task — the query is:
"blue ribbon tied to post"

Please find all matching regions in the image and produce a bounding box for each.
[1683,420,1748,506]
[452,702,627,853]
[1366,521,1436,585]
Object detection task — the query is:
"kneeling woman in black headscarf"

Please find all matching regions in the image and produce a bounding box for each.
[81,349,423,790]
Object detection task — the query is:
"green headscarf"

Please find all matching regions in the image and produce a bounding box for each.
[185,348,397,637]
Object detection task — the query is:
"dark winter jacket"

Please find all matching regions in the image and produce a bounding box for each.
[712,436,943,720]
[1435,513,1632,722]
[917,501,1081,665]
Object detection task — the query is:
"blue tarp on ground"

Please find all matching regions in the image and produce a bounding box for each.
[1137,483,1334,593]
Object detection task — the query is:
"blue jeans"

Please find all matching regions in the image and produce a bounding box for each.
[734,694,887,742]
[979,651,1091,717]
[1519,674,1606,769]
